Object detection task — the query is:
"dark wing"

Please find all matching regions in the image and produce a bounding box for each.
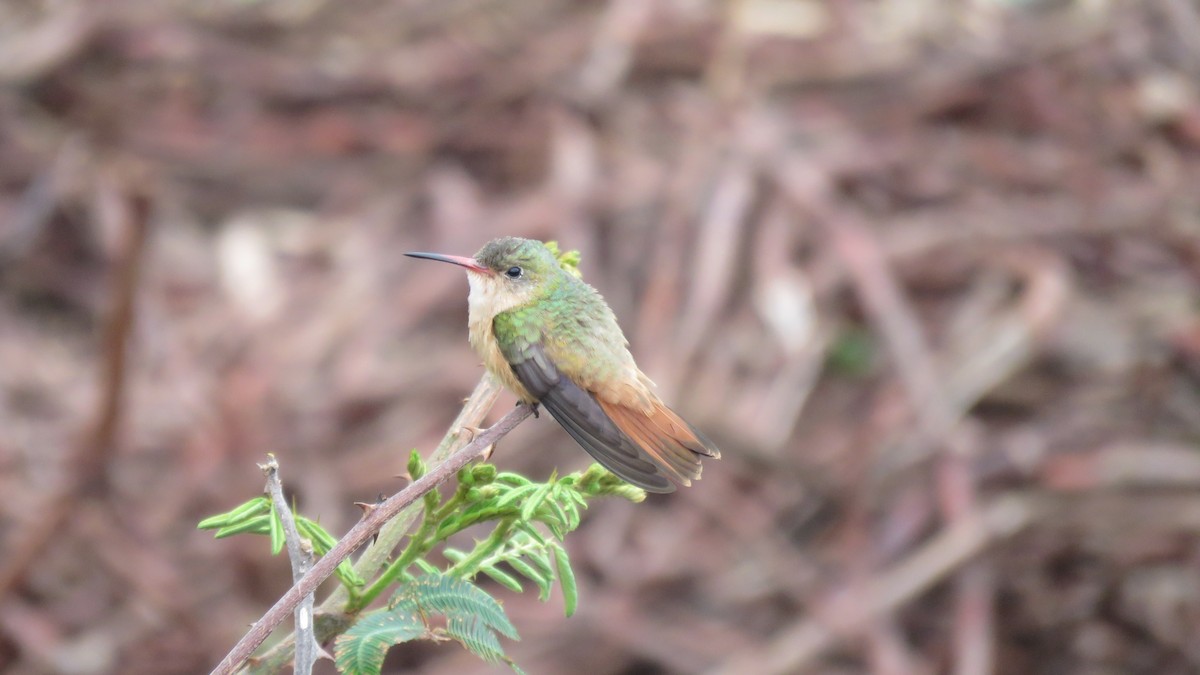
[503,340,676,493]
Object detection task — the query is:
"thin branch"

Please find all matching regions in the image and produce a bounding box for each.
[774,152,995,673]
[706,497,1033,675]
[260,456,321,675]
[209,403,534,675]
[814,207,992,674]
[331,374,504,612]
[0,177,150,600]
[245,376,506,674]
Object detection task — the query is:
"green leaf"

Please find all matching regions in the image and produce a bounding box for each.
[602,481,646,503]
[566,489,588,508]
[294,518,333,553]
[471,464,498,485]
[400,573,519,640]
[471,485,501,502]
[336,559,366,589]
[212,513,272,538]
[550,542,578,617]
[423,487,441,512]
[515,522,548,547]
[289,518,363,588]
[520,481,554,522]
[525,547,556,582]
[407,449,427,480]
[505,556,551,600]
[445,614,508,665]
[435,502,510,540]
[495,472,533,487]
[545,241,582,278]
[457,465,476,487]
[480,565,524,593]
[546,519,566,541]
[495,484,538,509]
[539,497,571,534]
[345,573,528,673]
[334,610,425,675]
[564,502,581,531]
[197,497,270,529]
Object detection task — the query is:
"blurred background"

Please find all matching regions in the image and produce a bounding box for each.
[2,0,1200,673]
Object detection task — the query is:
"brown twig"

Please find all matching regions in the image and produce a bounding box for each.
[775,152,994,673]
[880,247,1071,475]
[824,206,993,675]
[260,456,322,675]
[239,375,506,673]
[707,497,1033,675]
[321,374,504,612]
[0,179,150,600]
[209,402,533,675]
[242,376,507,674]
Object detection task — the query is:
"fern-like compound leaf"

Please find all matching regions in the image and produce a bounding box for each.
[334,611,425,675]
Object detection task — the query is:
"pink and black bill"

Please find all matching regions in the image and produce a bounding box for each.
[404,251,492,274]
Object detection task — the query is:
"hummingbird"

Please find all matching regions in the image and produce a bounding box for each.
[405,237,719,493]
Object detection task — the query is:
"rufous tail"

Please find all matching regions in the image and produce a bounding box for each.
[597,399,720,489]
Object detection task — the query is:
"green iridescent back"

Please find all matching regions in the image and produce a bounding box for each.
[489,241,634,392]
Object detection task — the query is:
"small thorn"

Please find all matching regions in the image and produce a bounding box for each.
[457,425,484,442]
[353,500,385,544]
[355,494,385,514]
[479,441,497,462]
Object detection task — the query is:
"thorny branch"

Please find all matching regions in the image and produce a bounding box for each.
[244,375,507,674]
[210,403,534,675]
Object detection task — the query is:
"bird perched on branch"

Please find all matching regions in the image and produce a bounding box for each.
[406,237,720,493]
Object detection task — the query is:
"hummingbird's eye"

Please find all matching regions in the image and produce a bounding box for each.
[505,266,523,279]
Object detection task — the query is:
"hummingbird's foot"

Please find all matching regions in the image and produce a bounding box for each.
[521,401,540,419]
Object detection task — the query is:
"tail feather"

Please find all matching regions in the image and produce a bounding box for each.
[623,417,695,479]
[598,399,720,488]
[637,415,706,478]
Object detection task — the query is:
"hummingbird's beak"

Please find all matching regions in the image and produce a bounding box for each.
[404,251,492,275]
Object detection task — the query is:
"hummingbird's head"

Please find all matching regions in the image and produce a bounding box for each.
[405,237,563,315]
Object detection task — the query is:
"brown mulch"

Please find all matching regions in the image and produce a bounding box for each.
[2,1,1200,674]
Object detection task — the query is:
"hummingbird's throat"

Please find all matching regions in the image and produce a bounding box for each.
[466,273,535,326]
[465,272,540,402]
